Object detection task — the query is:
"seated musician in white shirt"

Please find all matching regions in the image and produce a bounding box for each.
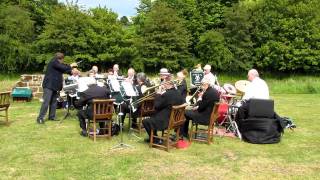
[66,68,80,84]
[91,65,104,79]
[242,69,269,100]
[237,69,270,120]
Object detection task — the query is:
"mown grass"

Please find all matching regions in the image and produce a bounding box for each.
[0,93,319,179]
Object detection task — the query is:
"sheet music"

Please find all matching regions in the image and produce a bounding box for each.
[121,81,138,96]
[110,79,121,92]
[78,77,95,92]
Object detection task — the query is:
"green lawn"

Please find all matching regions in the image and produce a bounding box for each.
[0,94,319,179]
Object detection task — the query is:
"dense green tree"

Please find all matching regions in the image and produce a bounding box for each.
[120,16,130,26]
[0,5,36,72]
[250,0,320,72]
[136,1,191,72]
[35,5,137,71]
[196,30,233,71]
[222,2,254,71]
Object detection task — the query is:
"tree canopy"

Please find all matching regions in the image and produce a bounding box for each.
[0,0,319,73]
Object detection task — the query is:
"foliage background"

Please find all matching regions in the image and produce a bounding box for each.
[0,0,319,74]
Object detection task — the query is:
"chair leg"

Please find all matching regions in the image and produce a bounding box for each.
[5,109,8,125]
[207,127,211,144]
[166,131,170,152]
[189,123,193,142]
[138,117,142,136]
[93,120,96,142]
[176,128,180,142]
[108,120,112,139]
[150,129,154,148]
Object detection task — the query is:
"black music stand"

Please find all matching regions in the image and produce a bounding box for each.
[61,83,78,122]
[110,82,134,150]
[127,100,141,140]
[63,92,77,120]
[111,101,133,150]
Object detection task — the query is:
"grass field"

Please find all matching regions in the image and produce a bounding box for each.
[0,74,320,179]
[0,93,320,178]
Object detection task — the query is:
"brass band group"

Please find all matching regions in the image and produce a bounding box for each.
[37,52,285,145]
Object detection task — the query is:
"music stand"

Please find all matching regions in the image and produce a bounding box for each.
[61,83,78,121]
[127,103,141,140]
[111,81,135,150]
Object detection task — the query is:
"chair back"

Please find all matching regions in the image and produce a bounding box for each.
[210,103,220,127]
[92,99,115,120]
[140,97,155,117]
[0,92,11,108]
[168,103,188,129]
[248,99,274,118]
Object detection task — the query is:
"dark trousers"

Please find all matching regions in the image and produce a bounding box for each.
[37,88,58,120]
[142,117,157,138]
[182,110,193,137]
[77,109,105,131]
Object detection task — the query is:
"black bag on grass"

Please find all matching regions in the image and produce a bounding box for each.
[240,117,283,144]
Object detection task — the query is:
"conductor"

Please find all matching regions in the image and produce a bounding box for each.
[36,52,76,124]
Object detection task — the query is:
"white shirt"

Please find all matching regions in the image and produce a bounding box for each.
[204,72,217,87]
[243,77,269,100]
[67,75,79,83]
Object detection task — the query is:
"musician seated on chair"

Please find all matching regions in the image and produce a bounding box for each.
[112,64,122,78]
[142,76,185,144]
[176,69,188,101]
[66,68,80,84]
[159,68,171,83]
[237,69,269,120]
[203,64,219,88]
[91,65,104,78]
[126,68,138,86]
[119,68,140,127]
[182,77,220,138]
[65,68,81,109]
[75,78,111,137]
[120,72,152,128]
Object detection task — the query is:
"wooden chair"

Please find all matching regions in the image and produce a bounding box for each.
[150,103,188,152]
[0,92,11,125]
[189,103,220,144]
[131,97,155,136]
[87,99,115,142]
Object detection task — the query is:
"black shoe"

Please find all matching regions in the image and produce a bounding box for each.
[37,118,44,124]
[48,118,58,121]
[154,139,163,145]
[80,130,88,137]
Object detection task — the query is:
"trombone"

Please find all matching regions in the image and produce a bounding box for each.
[131,79,182,106]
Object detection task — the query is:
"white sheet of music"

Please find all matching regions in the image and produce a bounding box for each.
[78,77,95,92]
[121,81,137,96]
[110,79,121,92]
